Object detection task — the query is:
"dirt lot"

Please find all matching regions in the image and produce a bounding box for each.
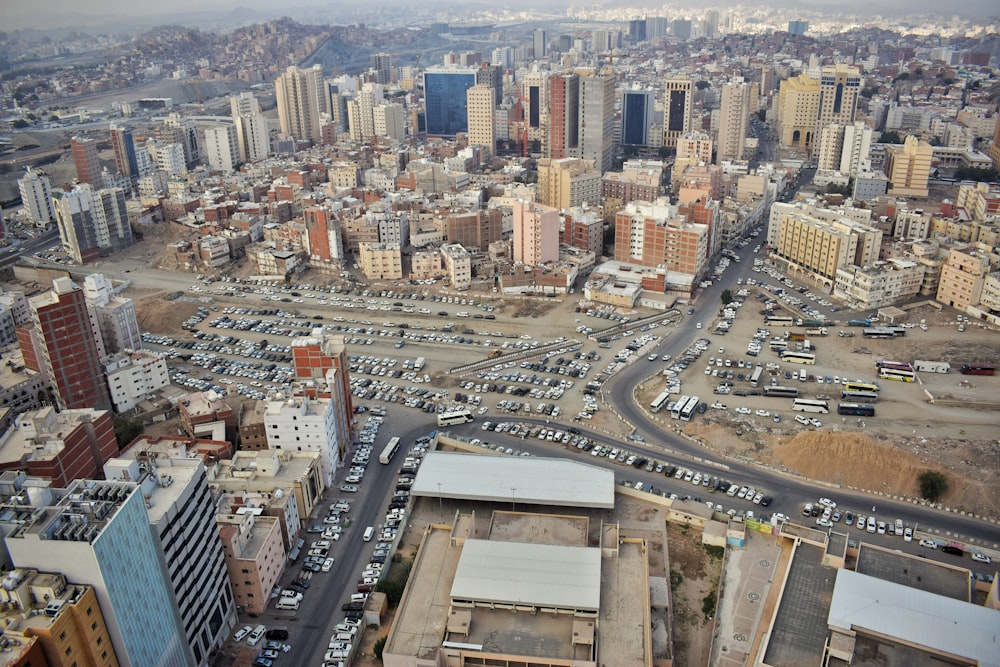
[666,521,722,667]
[661,290,1000,515]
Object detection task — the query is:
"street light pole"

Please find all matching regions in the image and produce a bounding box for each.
[511,487,516,512]
[437,482,443,516]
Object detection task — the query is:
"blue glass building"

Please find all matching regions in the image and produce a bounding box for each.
[621,89,654,147]
[423,68,478,137]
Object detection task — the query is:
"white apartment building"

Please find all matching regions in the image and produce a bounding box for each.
[440,243,472,290]
[105,350,170,412]
[203,124,239,172]
[17,167,55,227]
[834,258,926,310]
[264,393,343,484]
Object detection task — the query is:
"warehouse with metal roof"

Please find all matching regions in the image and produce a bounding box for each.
[410,451,615,509]
[450,539,601,614]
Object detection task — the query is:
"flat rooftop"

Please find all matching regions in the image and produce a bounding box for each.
[452,539,601,612]
[829,569,1000,667]
[411,451,615,509]
[855,542,971,601]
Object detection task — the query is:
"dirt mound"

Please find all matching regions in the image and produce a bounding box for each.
[133,294,199,334]
[773,431,946,499]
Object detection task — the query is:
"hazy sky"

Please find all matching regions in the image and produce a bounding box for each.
[5,0,998,30]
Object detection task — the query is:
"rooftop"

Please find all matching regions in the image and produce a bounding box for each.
[410,451,615,509]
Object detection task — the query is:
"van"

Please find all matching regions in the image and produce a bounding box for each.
[350,593,368,603]
[247,624,266,646]
[363,526,374,542]
[335,631,356,642]
[275,598,300,610]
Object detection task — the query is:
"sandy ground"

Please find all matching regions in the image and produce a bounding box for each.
[666,521,722,667]
[649,288,1000,515]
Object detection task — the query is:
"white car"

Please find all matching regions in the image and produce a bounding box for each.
[754,409,770,417]
[322,558,335,572]
[233,625,253,642]
[734,406,752,414]
[971,553,992,564]
[247,624,266,647]
[919,539,937,549]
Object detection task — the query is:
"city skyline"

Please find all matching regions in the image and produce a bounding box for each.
[3,0,999,31]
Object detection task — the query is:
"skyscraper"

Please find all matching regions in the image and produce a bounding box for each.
[53,183,132,264]
[17,166,55,227]
[71,136,100,185]
[20,277,112,411]
[475,63,503,105]
[423,67,478,137]
[533,28,547,58]
[628,19,646,43]
[546,72,579,159]
[776,74,820,150]
[466,84,496,158]
[109,123,138,178]
[275,65,324,143]
[230,92,270,163]
[717,79,752,162]
[621,88,655,147]
[663,78,694,150]
[704,10,720,39]
[818,64,862,130]
[840,122,873,175]
[5,477,192,667]
[370,52,393,85]
[672,19,692,40]
[885,135,932,198]
[104,455,238,666]
[83,273,142,356]
[577,68,616,172]
[788,20,809,35]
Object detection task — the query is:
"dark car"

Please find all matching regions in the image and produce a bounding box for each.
[265,629,289,641]
[941,545,964,556]
[342,602,364,612]
[760,496,773,507]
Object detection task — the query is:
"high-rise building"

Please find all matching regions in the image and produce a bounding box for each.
[475,63,503,106]
[614,199,709,277]
[672,19,692,40]
[628,19,646,43]
[885,135,933,198]
[717,79,752,162]
[816,123,845,171]
[818,65,862,130]
[71,137,101,185]
[17,167,55,227]
[53,183,133,264]
[512,200,560,265]
[19,277,112,411]
[466,84,496,158]
[577,68,616,173]
[109,123,138,178]
[621,88,655,147]
[772,210,882,282]
[446,209,503,251]
[290,332,353,446]
[104,455,238,665]
[83,273,142,357]
[545,72,579,159]
[533,28,547,58]
[776,74,821,150]
[264,384,349,485]
[840,122,873,175]
[5,477,191,667]
[275,65,324,143]
[157,113,200,166]
[154,143,186,176]
[663,78,694,150]
[521,72,548,147]
[646,17,668,39]
[537,157,602,210]
[370,52,393,85]
[788,20,809,35]
[230,92,270,163]
[203,124,239,172]
[373,103,405,141]
[423,67,478,137]
[303,207,344,261]
[491,46,514,69]
[704,10,720,39]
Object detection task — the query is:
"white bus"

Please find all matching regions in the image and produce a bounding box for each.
[437,409,474,426]
[792,398,830,414]
[650,390,672,413]
[780,350,816,365]
[379,437,401,464]
[878,367,915,382]
[671,395,690,420]
[749,366,764,387]
[680,396,700,422]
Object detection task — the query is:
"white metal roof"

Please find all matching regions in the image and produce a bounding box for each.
[410,451,615,509]
[828,569,1000,667]
[451,539,601,611]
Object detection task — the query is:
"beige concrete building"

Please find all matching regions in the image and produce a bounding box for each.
[777,74,820,150]
[663,78,694,149]
[512,200,561,266]
[217,506,285,616]
[936,247,991,310]
[209,449,325,540]
[886,135,932,198]
[834,258,925,310]
[440,243,472,290]
[815,123,844,171]
[772,211,882,287]
[358,242,403,280]
[717,78,751,162]
[274,65,324,144]
[818,64,862,129]
[537,157,602,210]
[410,249,444,280]
[466,84,496,158]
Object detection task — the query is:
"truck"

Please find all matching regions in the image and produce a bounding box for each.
[796,318,825,327]
[959,364,995,376]
[785,331,806,341]
[413,357,426,371]
[848,319,872,327]
[805,327,828,336]
[913,360,950,374]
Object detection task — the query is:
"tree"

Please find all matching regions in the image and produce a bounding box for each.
[375,579,405,605]
[918,470,948,502]
[954,166,999,183]
[11,119,28,129]
[373,636,387,659]
[695,80,710,90]
[113,414,144,450]
[720,288,733,305]
[879,130,904,144]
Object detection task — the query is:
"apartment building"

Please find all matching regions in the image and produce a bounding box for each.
[358,242,403,280]
[217,506,285,616]
[936,247,992,310]
[537,157,602,210]
[834,258,926,310]
[440,243,472,290]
